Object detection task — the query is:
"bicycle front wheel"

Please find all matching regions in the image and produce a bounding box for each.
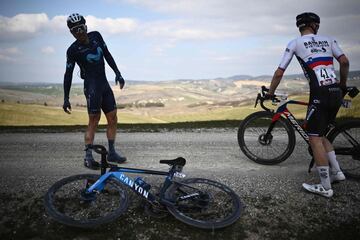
[165,178,243,229]
[44,174,129,228]
[238,111,296,165]
[328,120,360,179]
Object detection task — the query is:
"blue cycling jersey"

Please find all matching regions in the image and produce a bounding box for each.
[63,31,120,114]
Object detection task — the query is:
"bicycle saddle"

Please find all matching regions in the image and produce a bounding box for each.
[160,157,186,166]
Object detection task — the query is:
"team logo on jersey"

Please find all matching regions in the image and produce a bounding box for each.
[311,47,327,53]
[304,40,329,49]
[86,47,103,63]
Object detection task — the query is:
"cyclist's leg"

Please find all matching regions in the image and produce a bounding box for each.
[102,85,127,163]
[323,138,343,175]
[84,86,102,169]
[303,87,343,196]
[324,90,344,181]
[85,113,101,145]
[304,97,333,196]
[309,136,331,189]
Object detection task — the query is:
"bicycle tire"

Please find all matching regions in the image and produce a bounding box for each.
[238,111,296,165]
[328,120,360,179]
[165,178,243,229]
[44,174,129,228]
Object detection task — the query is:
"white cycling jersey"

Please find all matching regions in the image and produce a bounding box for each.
[278,33,344,90]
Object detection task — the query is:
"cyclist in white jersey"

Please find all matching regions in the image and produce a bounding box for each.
[266,12,350,198]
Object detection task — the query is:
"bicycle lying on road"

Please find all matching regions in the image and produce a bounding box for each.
[237,85,360,178]
[44,145,243,230]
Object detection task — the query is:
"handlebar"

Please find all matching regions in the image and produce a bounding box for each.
[255,85,359,111]
[254,86,282,112]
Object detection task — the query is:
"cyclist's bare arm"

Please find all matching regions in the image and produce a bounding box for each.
[338,55,349,87]
[269,68,285,95]
[268,40,295,95]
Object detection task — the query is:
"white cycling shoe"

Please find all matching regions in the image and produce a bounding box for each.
[330,171,346,183]
[302,183,333,198]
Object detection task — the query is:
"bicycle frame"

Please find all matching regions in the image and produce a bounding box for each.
[83,145,188,205]
[256,85,359,170]
[270,99,310,143]
[86,166,172,203]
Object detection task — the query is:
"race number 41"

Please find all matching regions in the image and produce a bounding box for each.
[315,68,337,86]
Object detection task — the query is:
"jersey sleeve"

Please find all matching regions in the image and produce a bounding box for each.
[330,37,344,59]
[93,31,108,51]
[95,31,121,74]
[63,48,75,100]
[278,39,296,71]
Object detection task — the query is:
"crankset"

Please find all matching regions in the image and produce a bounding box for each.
[144,186,168,218]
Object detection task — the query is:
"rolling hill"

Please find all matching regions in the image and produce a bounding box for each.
[0,72,359,125]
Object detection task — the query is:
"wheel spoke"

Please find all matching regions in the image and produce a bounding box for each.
[45,174,128,228]
[238,111,295,164]
[166,178,242,229]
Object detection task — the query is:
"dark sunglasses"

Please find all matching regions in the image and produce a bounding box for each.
[70,24,87,34]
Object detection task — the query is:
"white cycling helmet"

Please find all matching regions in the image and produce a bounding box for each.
[67,13,86,29]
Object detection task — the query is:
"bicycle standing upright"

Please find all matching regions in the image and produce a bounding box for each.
[237,86,360,178]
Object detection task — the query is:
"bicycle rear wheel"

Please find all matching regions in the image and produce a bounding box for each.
[238,111,296,165]
[165,178,243,229]
[328,120,360,179]
[44,174,129,228]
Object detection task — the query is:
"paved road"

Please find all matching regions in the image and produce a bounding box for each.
[0,130,359,240]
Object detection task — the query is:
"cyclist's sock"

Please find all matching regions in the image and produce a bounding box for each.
[85,144,94,160]
[317,166,331,190]
[108,139,115,154]
[108,139,127,163]
[327,151,341,173]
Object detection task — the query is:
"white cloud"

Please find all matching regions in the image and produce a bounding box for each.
[0,13,138,42]
[0,13,48,33]
[152,42,176,56]
[41,46,55,55]
[123,0,360,39]
[0,47,21,62]
[141,19,245,43]
[85,15,138,34]
[0,13,49,41]
[50,15,68,32]
[124,0,359,18]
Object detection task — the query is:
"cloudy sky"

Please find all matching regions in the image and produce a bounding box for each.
[0,0,359,83]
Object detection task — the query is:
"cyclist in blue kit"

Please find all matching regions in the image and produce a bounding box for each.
[267,12,350,197]
[63,13,127,169]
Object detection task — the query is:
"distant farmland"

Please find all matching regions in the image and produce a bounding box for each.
[0,75,359,126]
[0,94,358,126]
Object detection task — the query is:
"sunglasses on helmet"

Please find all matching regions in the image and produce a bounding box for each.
[70,24,87,34]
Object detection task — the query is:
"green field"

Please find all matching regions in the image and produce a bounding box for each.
[0,103,160,126]
[0,94,359,126]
